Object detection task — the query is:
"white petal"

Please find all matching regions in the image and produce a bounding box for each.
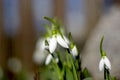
[45,54,53,65]
[104,56,111,70]
[57,34,69,48]
[99,58,104,71]
[71,46,78,57]
[49,37,57,53]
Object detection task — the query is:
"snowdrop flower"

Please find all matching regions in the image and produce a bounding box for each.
[99,56,111,71]
[45,54,59,65]
[49,34,69,53]
[45,54,53,65]
[33,38,49,64]
[71,45,78,57]
[99,36,111,71]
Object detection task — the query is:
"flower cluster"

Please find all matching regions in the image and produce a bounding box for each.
[34,17,79,66]
[33,17,93,80]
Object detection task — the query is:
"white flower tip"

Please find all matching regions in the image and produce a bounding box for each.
[55,58,59,63]
[71,46,78,57]
[45,54,53,65]
[49,37,57,53]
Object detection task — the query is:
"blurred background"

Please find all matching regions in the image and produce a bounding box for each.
[0,0,120,80]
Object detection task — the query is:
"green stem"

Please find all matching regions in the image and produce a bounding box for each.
[104,65,111,80]
[66,47,79,80]
[100,36,104,56]
[69,55,78,80]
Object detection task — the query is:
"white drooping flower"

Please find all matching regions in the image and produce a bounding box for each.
[45,54,59,65]
[99,56,111,71]
[49,34,69,53]
[45,54,53,65]
[71,46,78,57]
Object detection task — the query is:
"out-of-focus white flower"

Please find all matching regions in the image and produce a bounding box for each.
[49,36,57,53]
[49,34,69,53]
[33,38,49,64]
[8,58,22,73]
[71,46,78,57]
[45,54,53,65]
[99,56,111,71]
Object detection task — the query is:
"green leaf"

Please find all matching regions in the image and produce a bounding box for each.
[83,77,93,80]
[44,16,55,24]
[44,16,59,28]
[44,24,51,35]
[104,66,111,80]
[68,32,75,49]
[66,51,72,69]
[111,76,116,80]
[82,68,91,78]
[66,68,74,80]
